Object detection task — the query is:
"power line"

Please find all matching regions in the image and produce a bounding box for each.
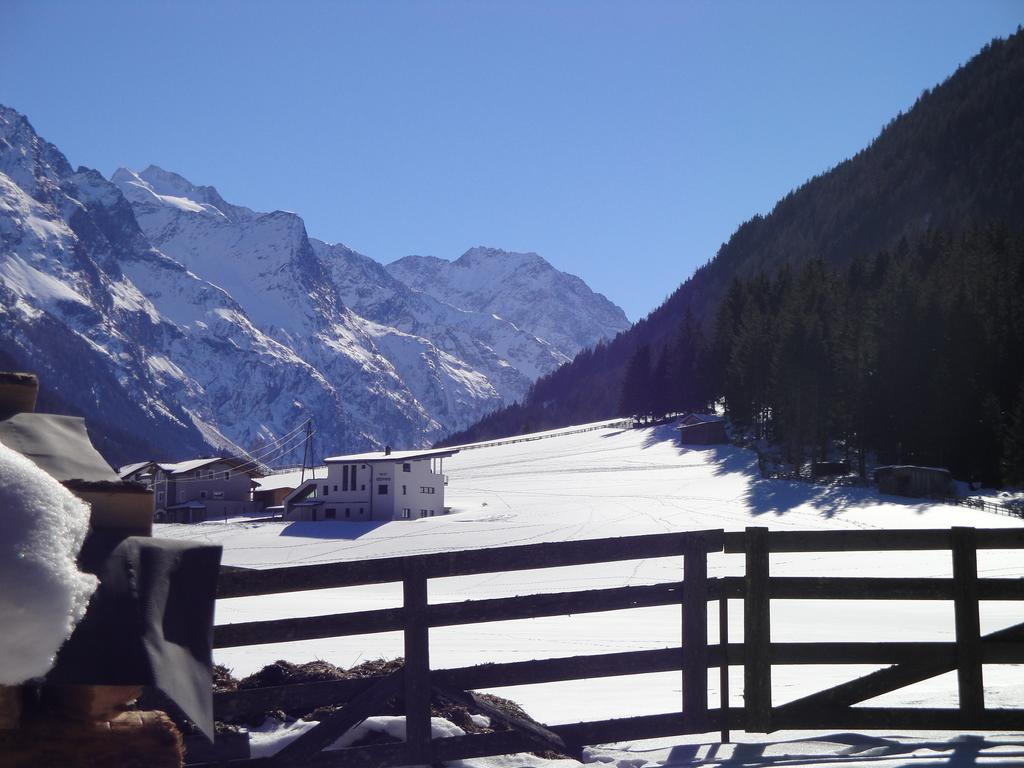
[155,423,315,484]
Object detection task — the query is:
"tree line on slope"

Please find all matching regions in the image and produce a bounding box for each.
[622,224,1024,487]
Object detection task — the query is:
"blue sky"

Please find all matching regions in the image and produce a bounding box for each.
[4,1,1022,321]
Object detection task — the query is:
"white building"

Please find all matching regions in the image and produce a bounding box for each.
[283,447,459,521]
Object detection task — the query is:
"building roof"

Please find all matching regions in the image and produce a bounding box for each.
[324,447,460,464]
[679,413,725,426]
[253,468,327,492]
[118,461,157,478]
[157,456,263,477]
[0,413,120,483]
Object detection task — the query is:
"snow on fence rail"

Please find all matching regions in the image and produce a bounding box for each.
[195,527,1024,767]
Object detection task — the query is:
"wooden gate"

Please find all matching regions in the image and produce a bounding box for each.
[724,526,1024,732]
[196,526,1024,766]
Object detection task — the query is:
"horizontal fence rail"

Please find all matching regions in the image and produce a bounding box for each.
[198,527,1024,767]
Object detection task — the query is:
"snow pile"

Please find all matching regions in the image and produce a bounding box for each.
[248,715,467,758]
[0,441,97,684]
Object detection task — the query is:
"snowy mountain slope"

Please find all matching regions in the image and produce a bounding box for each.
[111,166,499,441]
[312,238,570,384]
[0,104,631,464]
[0,111,221,462]
[162,422,1024,730]
[1,109,376,463]
[387,246,631,355]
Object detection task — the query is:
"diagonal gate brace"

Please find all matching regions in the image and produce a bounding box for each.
[776,620,1024,718]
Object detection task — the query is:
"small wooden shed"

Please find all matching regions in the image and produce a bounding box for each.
[678,413,728,445]
[874,465,953,499]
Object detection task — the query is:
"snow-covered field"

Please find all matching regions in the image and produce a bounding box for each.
[158,423,1024,766]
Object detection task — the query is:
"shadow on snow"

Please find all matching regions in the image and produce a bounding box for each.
[660,733,1009,767]
[279,520,389,540]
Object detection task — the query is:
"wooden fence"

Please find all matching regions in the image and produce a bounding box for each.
[195,526,1024,766]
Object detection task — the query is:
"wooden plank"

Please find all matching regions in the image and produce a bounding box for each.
[724,528,1024,554]
[768,642,956,665]
[438,647,686,690]
[724,528,953,553]
[272,668,404,762]
[775,619,1024,716]
[402,559,432,765]
[952,527,984,716]
[213,607,405,648]
[682,539,709,732]
[426,581,686,627]
[719,596,731,743]
[217,529,724,598]
[433,685,580,760]
[766,576,1024,601]
[214,578,729,649]
[769,577,956,600]
[769,707,1024,731]
[744,527,772,732]
[974,529,1024,549]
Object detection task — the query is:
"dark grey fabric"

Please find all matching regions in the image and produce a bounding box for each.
[0,413,120,482]
[48,536,223,740]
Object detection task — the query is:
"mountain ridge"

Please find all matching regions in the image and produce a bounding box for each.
[0,107,630,465]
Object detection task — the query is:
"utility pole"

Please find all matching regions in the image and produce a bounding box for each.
[299,420,314,483]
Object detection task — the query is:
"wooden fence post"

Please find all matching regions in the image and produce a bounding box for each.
[719,594,731,743]
[403,559,432,764]
[682,537,709,733]
[951,527,984,718]
[744,527,771,732]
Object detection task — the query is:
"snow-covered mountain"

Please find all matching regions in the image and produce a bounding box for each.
[0,105,630,465]
[388,247,630,356]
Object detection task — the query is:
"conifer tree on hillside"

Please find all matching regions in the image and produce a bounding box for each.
[619,344,652,417]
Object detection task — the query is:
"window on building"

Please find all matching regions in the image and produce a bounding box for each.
[361,484,366,491]
[378,484,388,495]
[223,471,231,480]
[342,465,349,491]
[333,485,338,492]
[402,485,406,495]
[359,507,364,514]
[322,485,329,496]
[200,491,208,499]
[401,508,411,519]
[420,486,436,494]
[325,508,336,519]
[345,508,350,518]
[403,463,411,472]
[420,509,428,517]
